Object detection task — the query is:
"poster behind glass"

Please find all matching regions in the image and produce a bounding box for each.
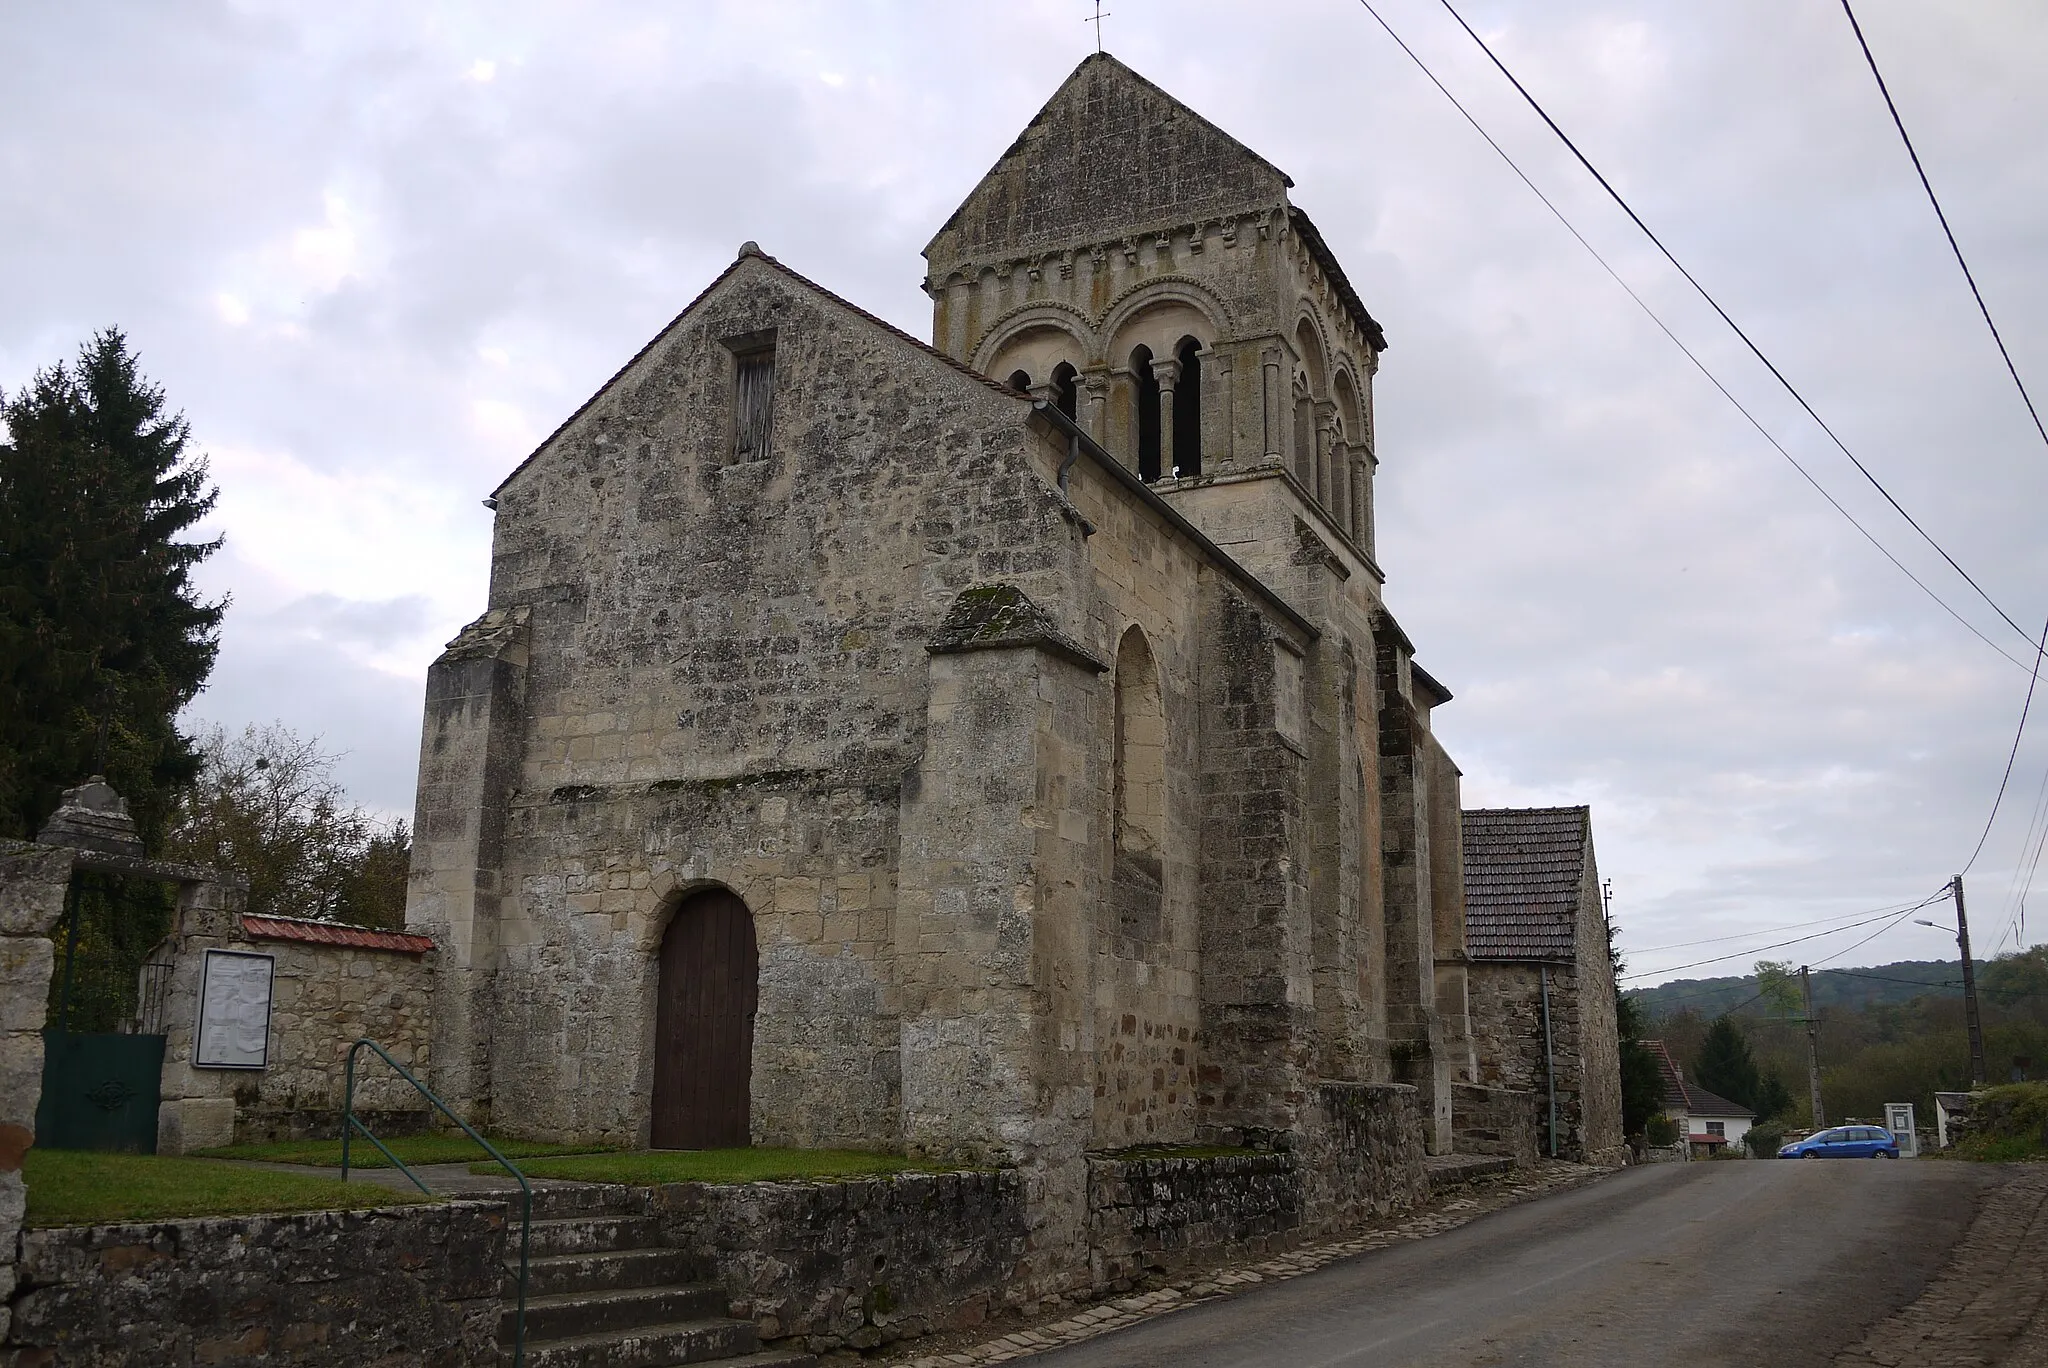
[195,950,274,1069]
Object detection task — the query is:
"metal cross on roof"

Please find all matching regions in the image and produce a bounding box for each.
[1085,0,1111,52]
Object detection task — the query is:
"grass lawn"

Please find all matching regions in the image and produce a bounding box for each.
[194,1134,617,1169]
[486,1147,970,1185]
[24,1149,431,1228]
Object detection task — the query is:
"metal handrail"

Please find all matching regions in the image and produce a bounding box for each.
[341,1038,533,1368]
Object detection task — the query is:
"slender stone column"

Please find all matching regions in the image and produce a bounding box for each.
[1314,403,1337,506]
[1082,368,1113,446]
[1213,350,1236,470]
[1331,438,1352,538]
[1261,346,1284,464]
[1154,356,1181,479]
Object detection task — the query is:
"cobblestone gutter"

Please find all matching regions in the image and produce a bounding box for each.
[1833,1166,2048,1368]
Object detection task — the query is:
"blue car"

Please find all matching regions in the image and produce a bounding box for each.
[1778,1125,1900,1159]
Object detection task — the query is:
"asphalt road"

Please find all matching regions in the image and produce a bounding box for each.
[1024,1160,2004,1368]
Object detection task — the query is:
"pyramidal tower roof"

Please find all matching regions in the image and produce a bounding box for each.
[925,52,1294,277]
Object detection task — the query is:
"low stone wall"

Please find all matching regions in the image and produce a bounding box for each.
[649,1170,1028,1355]
[3,1200,506,1365]
[1087,1083,1428,1291]
[1451,1081,1540,1165]
[1297,1081,1430,1232]
[1088,1151,1298,1288]
[152,920,436,1152]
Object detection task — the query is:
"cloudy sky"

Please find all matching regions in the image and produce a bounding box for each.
[8,1,2045,984]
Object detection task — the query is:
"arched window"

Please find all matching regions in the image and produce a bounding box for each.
[1052,362,1079,421]
[1007,368,1031,394]
[1172,337,1202,478]
[1131,347,1161,482]
[1113,627,1165,857]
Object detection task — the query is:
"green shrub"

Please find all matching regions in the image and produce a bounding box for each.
[1744,1126,1785,1158]
[1646,1114,1679,1146]
[1948,1082,2048,1161]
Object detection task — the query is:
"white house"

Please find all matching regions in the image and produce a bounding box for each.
[1647,1040,1757,1156]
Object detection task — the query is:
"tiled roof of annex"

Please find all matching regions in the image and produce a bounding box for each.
[241,914,435,956]
[1645,1039,1757,1120]
[1462,805,1591,962]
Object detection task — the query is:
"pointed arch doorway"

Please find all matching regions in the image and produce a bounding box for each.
[651,888,758,1149]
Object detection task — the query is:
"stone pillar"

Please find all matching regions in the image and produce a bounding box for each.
[1330,437,1352,537]
[899,585,1107,1299]
[1082,368,1112,447]
[0,840,74,1340]
[1154,357,1180,479]
[1212,350,1237,470]
[1352,453,1375,557]
[406,606,530,1128]
[1313,403,1337,508]
[1374,629,1449,1152]
[1260,346,1284,465]
[1195,589,1315,1143]
[155,875,255,1154]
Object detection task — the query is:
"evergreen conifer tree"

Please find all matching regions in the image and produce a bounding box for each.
[0,329,224,846]
[1694,1013,1795,1119]
[1612,925,1668,1136]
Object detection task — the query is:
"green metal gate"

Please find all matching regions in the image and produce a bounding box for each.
[35,1031,165,1152]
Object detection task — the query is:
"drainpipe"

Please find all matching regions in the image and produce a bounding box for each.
[1059,429,1081,494]
[1540,963,1558,1159]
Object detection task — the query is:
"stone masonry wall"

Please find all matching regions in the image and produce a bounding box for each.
[1467,960,1596,1162]
[233,938,436,1143]
[4,1200,506,1366]
[154,921,435,1152]
[1452,1081,1540,1164]
[435,255,1080,1146]
[1572,855,1626,1165]
[650,1171,1028,1357]
[1087,1152,1299,1289]
[1295,1081,1429,1232]
[0,841,70,1345]
[1090,1083,1426,1292]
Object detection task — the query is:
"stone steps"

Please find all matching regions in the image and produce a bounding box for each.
[519,1248,698,1298]
[499,1185,813,1368]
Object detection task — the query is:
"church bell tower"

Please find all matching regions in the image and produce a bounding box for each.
[925,52,1388,571]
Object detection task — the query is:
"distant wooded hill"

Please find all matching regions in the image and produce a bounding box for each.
[1628,959,1967,1019]
[1628,948,2047,1128]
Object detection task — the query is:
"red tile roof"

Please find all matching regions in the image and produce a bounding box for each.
[241,915,434,955]
[1644,1039,1757,1120]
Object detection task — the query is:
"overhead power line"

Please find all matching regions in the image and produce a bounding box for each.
[1961,611,2048,875]
[1348,0,2037,676]
[1839,0,2048,461]
[1618,895,1945,982]
[1622,897,1951,956]
[1431,0,2033,653]
[1809,906,1925,968]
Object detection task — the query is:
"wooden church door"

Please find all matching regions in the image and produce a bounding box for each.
[651,889,758,1149]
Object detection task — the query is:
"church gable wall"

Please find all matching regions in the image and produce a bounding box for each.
[468,261,1086,1146]
[925,55,1288,279]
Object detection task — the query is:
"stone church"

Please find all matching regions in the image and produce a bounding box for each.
[405,54,1482,1176]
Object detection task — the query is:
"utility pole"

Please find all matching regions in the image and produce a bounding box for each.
[1954,875,1988,1087]
[1802,965,1825,1128]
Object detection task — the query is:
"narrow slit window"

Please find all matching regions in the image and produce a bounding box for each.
[733,345,775,463]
